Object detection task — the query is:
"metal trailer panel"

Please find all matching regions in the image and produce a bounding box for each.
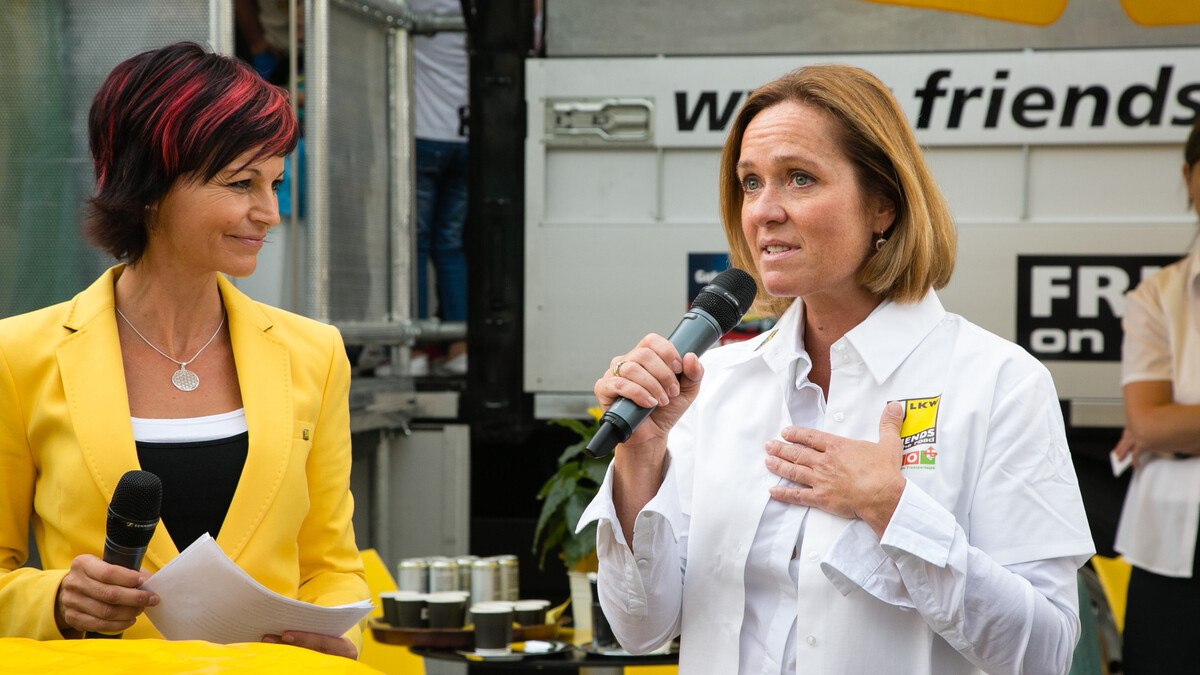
[545,0,1200,57]
[524,52,1198,423]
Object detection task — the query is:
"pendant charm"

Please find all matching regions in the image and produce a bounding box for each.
[171,365,200,392]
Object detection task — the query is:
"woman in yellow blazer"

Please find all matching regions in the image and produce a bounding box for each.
[0,43,367,658]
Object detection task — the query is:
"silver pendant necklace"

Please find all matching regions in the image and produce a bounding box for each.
[115,306,226,392]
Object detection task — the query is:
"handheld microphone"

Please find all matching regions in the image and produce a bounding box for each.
[585,267,757,458]
[85,470,162,639]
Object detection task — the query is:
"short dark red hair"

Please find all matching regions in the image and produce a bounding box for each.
[85,41,298,263]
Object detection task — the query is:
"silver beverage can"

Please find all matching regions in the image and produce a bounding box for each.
[397,558,429,593]
[455,555,479,592]
[470,558,501,603]
[428,558,460,593]
[494,554,519,601]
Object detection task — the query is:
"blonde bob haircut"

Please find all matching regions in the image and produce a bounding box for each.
[719,64,957,317]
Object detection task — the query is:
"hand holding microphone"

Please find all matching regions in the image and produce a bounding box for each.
[56,470,162,638]
[588,268,757,457]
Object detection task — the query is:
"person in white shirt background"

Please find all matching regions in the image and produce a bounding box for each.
[579,64,1095,674]
[1109,120,1200,675]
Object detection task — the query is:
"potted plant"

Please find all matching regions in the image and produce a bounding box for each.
[532,407,611,630]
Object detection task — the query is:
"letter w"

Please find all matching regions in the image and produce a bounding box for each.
[675,91,743,131]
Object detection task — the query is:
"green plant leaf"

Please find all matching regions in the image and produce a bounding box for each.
[535,469,570,501]
[532,417,612,569]
[549,417,593,438]
[533,473,578,541]
[534,524,566,568]
[563,521,599,570]
[563,490,596,533]
[557,439,588,465]
[581,457,611,486]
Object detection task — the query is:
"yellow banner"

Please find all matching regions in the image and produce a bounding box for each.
[862,0,1068,26]
[865,0,1200,26]
[1121,0,1200,26]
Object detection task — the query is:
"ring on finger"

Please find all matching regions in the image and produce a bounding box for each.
[613,360,629,378]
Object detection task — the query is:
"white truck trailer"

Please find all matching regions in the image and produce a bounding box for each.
[521,0,1200,436]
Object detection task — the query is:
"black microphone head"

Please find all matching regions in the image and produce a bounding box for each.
[692,268,758,332]
[107,470,162,548]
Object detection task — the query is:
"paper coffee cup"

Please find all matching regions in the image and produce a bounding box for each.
[470,603,514,655]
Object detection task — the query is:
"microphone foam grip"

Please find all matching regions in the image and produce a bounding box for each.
[107,470,162,549]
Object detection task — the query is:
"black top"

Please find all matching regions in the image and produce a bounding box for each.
[135,432,249,551]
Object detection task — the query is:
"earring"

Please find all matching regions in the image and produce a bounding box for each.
[873,235,887,251]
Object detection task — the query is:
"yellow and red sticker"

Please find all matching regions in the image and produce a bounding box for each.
[896,394,941,469]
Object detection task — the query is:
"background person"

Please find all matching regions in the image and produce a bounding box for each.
[410,0,469,375]
[234,0,302,87]
[0,42,367,658]
[1110,120,1200,674]
[579,64,1094,674]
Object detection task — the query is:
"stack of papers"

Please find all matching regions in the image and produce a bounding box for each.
[143,533,373,644]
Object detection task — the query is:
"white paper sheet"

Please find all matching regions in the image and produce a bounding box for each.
[1110,448,1134,477]
[142,533,373,644]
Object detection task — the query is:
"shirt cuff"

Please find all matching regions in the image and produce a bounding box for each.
[577,451,681,551]
[821,519,916,609]
[879,479,957,568]
[578,460,626,543]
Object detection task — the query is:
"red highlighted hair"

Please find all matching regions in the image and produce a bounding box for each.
[85,41,298,263]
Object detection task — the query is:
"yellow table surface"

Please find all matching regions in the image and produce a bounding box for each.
[0,637,383,675]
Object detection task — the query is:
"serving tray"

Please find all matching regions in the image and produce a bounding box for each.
[368,619,562,648]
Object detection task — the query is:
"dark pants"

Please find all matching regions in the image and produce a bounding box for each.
[1121,526,1200,675]
[415,138,468,322]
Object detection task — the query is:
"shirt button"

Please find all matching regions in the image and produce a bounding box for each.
[834,343,846,352]
[806,635,817,646]
[833,412,845,422]
[636,558,649,568]
[807,552,819,562]
[840,354,850,364]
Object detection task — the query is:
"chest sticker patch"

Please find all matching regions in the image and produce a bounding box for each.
[896,394,941,469]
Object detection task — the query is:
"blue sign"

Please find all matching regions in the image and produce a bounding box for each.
[688,253,730,305]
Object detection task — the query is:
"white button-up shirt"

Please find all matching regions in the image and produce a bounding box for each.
[1115,248,1200,577]
[580,292,1095,674]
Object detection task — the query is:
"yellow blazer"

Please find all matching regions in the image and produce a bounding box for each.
[0,267,368,646]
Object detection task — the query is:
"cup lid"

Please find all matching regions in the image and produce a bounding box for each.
[513,599,551,609]
[470,601,515,613]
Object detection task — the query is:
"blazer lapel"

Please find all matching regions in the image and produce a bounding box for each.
[216,275,291,561]
[57,266,177,569]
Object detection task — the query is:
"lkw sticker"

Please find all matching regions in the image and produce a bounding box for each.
[897,395,942,469]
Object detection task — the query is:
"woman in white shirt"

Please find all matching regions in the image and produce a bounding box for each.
[579,64,1094,674]
[1111,121,1200,674]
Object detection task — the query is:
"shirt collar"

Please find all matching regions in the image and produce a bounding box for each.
[723,291,946,384]
[843,290,946,383]
[730,300,804,376]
